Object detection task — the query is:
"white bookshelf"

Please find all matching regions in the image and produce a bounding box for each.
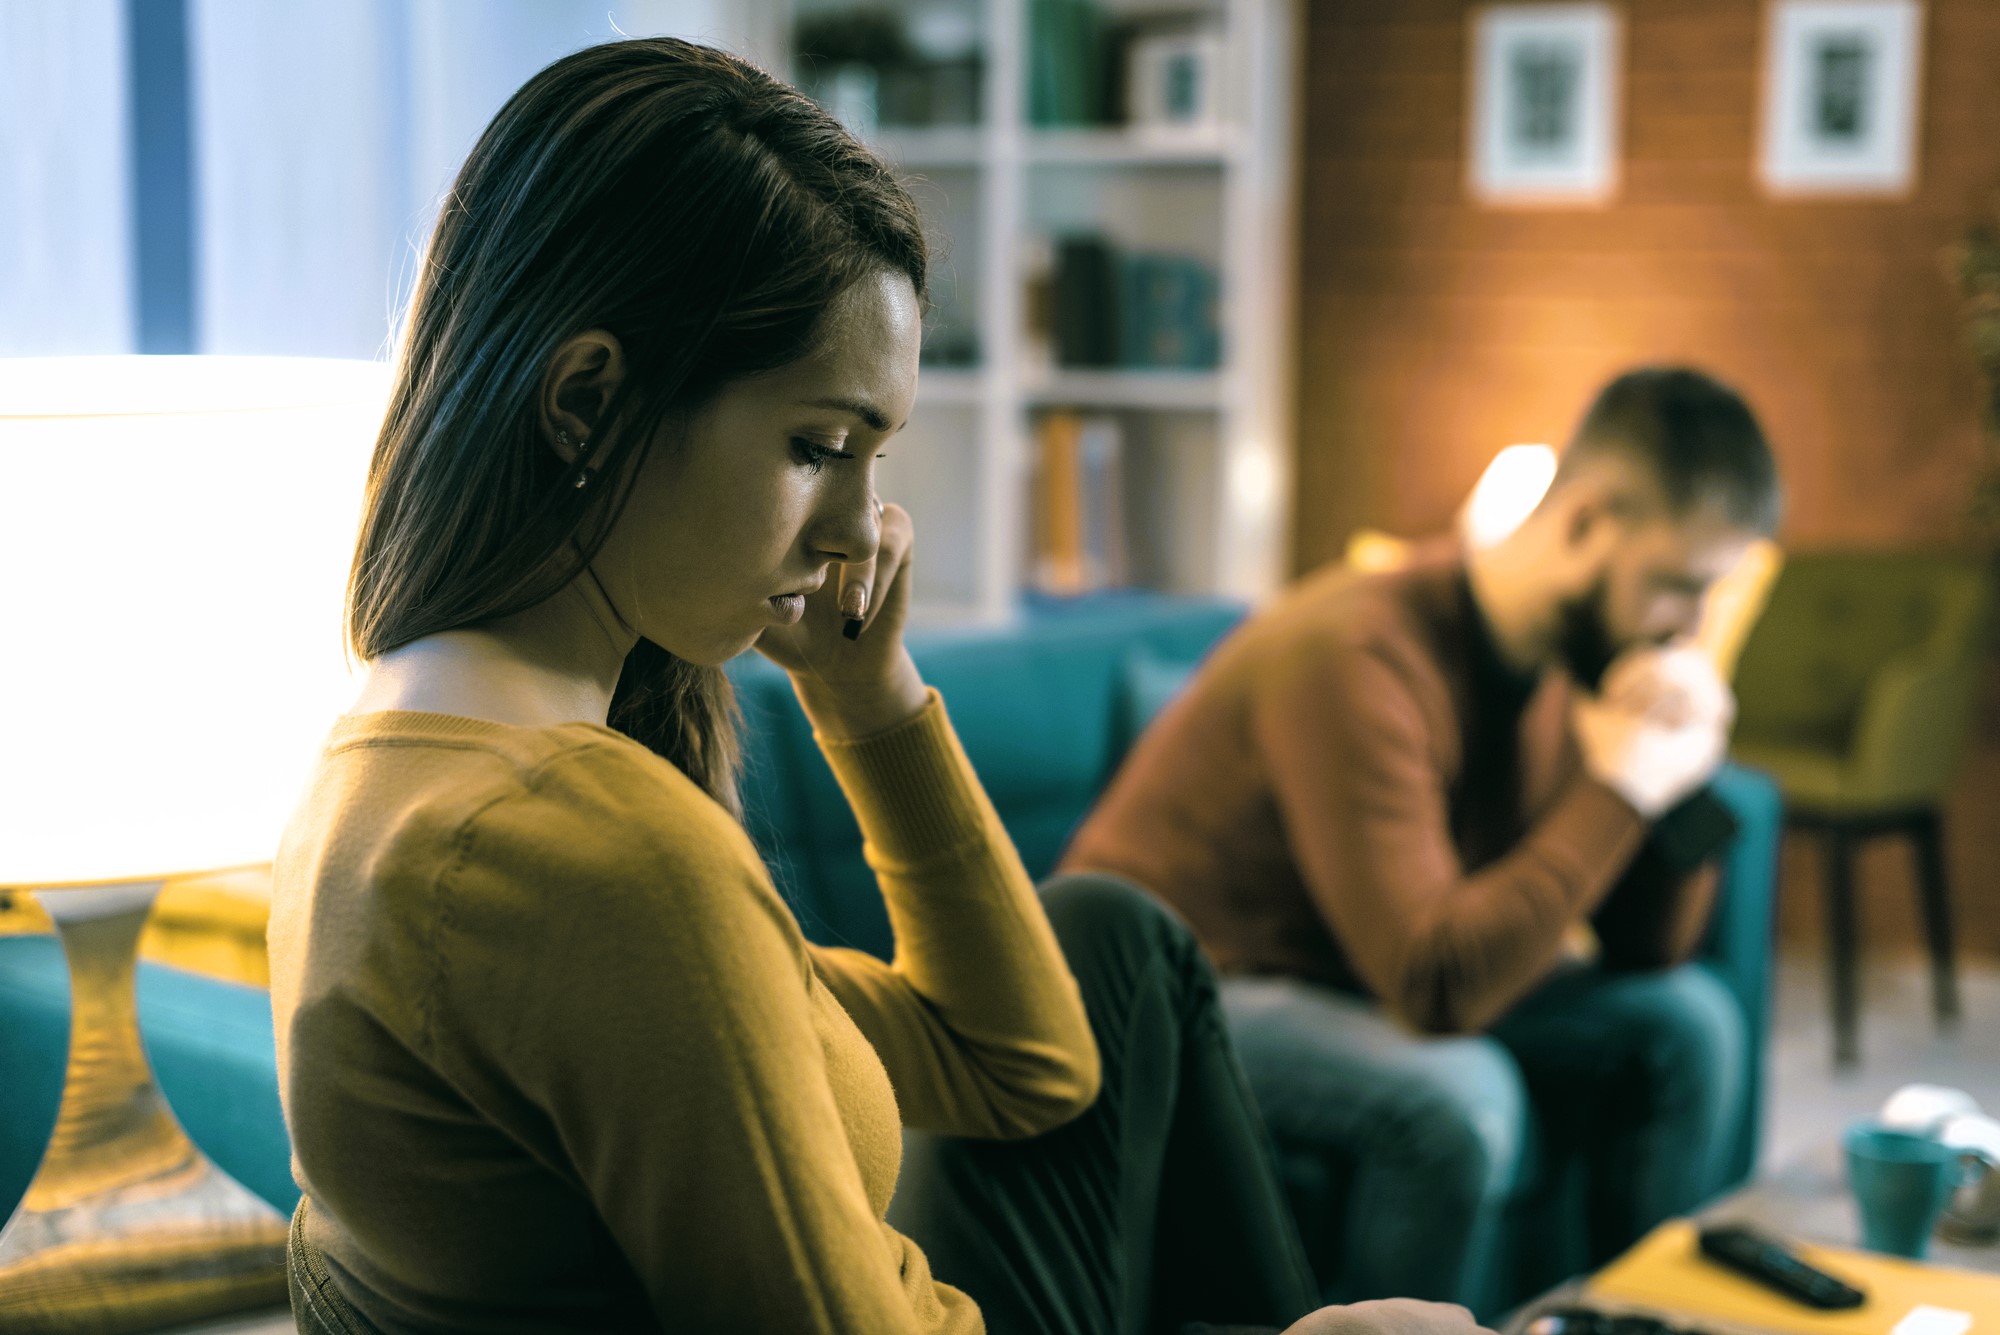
[779,0,1299,622]
[869,125,990,168]
[1025,127,1241,166]
[1022,369,1227,410]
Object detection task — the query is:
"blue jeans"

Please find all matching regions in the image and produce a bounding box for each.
[1219,963,1744,1314]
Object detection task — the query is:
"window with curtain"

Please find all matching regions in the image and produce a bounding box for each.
[1,0,783,360]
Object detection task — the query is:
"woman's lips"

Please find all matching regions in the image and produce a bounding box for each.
[768,593,806,625]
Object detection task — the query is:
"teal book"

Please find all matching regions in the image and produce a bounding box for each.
[1029,0,1106,127]
[1120,254,1221,369]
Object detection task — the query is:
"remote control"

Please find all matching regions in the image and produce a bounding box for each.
[1696,1223,1866,1310]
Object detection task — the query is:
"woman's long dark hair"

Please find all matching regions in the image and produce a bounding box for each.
[348,39,928,813]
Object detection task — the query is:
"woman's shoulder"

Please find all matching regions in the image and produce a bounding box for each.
[439,728,813,999]
[292,711,778,930]
[459,723,769,897]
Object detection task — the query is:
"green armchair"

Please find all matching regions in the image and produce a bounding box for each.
[1731,551,1993,1065]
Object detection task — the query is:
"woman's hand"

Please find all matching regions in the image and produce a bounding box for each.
[1283,1300,1494,1335]
[756,499,928,738]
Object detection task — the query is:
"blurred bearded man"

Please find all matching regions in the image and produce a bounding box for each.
[1063,367,1782,1314]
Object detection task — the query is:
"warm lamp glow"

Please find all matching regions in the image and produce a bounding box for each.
[1462,443,1557,549]
[0,356,389,888]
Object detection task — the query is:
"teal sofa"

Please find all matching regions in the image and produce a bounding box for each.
[0,594,1780,1312]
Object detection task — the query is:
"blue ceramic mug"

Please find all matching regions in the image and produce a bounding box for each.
[1845,1122,1982,1258]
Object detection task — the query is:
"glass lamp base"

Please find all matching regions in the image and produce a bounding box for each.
[0,883,287,1333]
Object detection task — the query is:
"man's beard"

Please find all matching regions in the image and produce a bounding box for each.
[1554,580,1621,693]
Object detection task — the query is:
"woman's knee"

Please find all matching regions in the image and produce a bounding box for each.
[1037,872,1227,1042]
[1040,872,1205,972]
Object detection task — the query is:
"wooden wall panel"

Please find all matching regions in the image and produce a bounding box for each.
[1293,0,2000,957]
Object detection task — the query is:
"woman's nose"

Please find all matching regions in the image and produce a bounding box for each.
[811,475,881,566]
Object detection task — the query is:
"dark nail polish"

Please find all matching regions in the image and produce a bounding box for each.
[843,618,864,640]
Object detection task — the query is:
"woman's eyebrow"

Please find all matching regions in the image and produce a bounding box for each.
[802,395,900,434]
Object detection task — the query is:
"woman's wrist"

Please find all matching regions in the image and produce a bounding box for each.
[791,651,929,739]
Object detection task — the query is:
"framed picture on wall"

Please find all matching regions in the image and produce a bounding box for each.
[1468,4,1622,205]
[1760,1,1925,196]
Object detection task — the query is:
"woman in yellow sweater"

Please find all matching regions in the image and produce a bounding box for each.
[270,37,1483,1335]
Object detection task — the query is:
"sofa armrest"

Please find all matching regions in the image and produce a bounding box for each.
[1700,762,1783,1188]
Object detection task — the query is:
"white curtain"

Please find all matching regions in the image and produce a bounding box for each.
[189,0,414,358]
[0,0,784,360]
[0,0,133,355]
[190,0,785,359]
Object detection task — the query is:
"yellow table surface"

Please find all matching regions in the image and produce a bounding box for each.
[1590,1220,2000,1335]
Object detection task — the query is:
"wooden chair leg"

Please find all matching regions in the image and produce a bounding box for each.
[1822,824,1861,1067]
[1909,807,1962,1029]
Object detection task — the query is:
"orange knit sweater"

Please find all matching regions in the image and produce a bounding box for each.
[269,692,1098,1332]
[1063,548,1717,1035]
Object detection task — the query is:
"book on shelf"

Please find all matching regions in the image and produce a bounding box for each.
[1052,237,1122,368]
[1032,410,1128,595]
[1051,235,1222,372]
[1121,253,1221,369]
[795,9,984,132]
[1029,0,1110,127]
[1030,0,1233,134]
[1078,415,1129,588]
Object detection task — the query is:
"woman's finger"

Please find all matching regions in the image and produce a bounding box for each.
[875,530,914,630]
[869,512,913,630]
[837,496,884,636]
[837,555,876,634]
[840,503,912,643]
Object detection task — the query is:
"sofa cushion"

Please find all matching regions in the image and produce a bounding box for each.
[1117,646,1206,749]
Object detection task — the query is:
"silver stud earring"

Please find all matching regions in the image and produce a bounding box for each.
[557,429,592,489]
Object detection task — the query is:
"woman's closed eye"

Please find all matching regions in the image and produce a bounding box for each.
[791,437,855,474]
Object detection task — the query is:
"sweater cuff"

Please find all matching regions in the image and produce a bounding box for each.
[1647,786,1738,873]
[814,691,997,870]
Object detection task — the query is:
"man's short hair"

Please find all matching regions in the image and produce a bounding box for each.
[1556,366,1782,535]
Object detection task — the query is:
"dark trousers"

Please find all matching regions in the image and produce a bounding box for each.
[889,873,1318,1335]
[291,874,1315,1334]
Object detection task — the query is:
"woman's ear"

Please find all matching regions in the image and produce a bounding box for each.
[538,330,627,466]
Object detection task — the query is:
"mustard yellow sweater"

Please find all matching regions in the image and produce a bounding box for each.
[268,692,1100,1333]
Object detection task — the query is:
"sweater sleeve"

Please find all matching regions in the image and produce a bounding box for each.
[1252,635,1648,1034]
[805,691,1102,1140]
[439,746,967,1334]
